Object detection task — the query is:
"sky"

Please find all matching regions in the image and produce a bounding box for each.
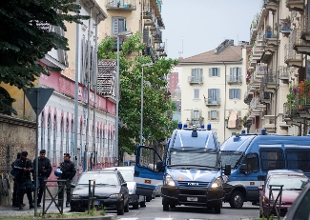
[161,0,263,59]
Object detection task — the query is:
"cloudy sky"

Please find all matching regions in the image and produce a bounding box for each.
[161,0,263,59]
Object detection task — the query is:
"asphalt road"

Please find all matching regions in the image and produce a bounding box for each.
[113,197,260,220]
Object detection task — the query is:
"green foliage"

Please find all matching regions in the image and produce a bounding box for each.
[0,0,89,114]
[98,32,178,155]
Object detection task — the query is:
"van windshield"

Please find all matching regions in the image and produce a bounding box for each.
[168,149,219,168]
[220,151,243,168]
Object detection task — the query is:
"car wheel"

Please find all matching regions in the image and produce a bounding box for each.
[146,196,151,202]
[214,203,221,214]
[133,202,139,209]
[117,201,124,215]
[170,204,175,208]
[124,200,129,212]
[162,198,169,211]
[140,201,146,208]
[229,191,244,209]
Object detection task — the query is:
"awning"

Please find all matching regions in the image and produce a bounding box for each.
[228,110,238,128]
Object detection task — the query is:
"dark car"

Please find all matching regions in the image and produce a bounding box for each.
[70,169,129,215]
[259,170,309,218]
[283,182,310,220]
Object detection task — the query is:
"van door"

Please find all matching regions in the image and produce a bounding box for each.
[134,146,164,197]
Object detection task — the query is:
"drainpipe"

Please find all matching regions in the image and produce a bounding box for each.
[223,61,227,141]
[274,9,280,134]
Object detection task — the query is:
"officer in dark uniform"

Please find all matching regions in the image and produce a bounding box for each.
[11,152,21,207]
[13,151,34,210]
[57,153,76,207]
[33,149,52,207]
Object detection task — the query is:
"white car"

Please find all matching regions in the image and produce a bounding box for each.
[105,167,146,208]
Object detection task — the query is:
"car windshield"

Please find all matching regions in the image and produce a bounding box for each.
[118,170,134,182]
[78,173,119,186]
[169,149,219,168]
[268,177,309,190]
[220,151,243,168]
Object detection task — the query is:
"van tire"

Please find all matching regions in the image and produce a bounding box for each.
[124,200,129,212]
[117,201,124,215]
[230,191,244,209]
[214,204,221,214]
[162,198,169,211]
[140,201,146,207]
[133,202,139,209]
[146,196,151,202]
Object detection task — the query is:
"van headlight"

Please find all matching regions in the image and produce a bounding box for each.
[71,194,80,199]
[164,174,175,187]
[110,193,122,199]
[211,177,222,188]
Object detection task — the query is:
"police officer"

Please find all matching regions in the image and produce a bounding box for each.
[57,153,76,207]
[13,151,34,210]
[33,149,52,207]
[11,152,21,207]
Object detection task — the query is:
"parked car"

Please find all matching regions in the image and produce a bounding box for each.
[283,182,310,220]
[152,185,162,198]
[70,169,129,215]
[105,167,146,208]
[259,170,309,218]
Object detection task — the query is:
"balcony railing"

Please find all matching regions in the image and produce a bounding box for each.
[286,0,304,12]
[227,75,242,84]
[188,76,203,84]
[278,66,290,81]
[205,98,221,106]
[262,115,276,130]
[106,0,136,10]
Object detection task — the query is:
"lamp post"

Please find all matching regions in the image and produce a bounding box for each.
[116,31,132,162]
[140,63,153,146]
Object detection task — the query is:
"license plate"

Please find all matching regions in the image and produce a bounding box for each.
[187,197,198,202]
[93,200,100,205]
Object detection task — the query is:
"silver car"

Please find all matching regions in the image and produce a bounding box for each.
[105,167,145,209]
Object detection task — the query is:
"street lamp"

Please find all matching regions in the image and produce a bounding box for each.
[140,63,153,146]
[116,31,132,162]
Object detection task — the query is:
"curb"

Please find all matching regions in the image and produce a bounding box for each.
[13,215,116,220]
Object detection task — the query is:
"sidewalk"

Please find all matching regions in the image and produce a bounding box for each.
[0,202,116,219]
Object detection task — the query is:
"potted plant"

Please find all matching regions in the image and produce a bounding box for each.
[128,3,132,8]
[117,1,120,7]
[266,25,272,38]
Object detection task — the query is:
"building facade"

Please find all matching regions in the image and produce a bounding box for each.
[179,40,249,144]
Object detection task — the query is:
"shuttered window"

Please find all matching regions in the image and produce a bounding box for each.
[194,88,199,99]
[229,88,241,99]
[229,67,241,81]
[191,109,201,119]
[112,17,127,36]
[209,68,220,77]
[191,68,203,83]
[208,89,220,102]
[208,110,219,121]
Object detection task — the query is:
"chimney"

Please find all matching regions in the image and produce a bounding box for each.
[214,39,235,54]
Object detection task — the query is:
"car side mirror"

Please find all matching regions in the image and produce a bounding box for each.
[156,161,164,172]
[224,164,231,175]
[240,164,247,174]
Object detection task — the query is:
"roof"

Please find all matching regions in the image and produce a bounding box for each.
[180,46,243,64]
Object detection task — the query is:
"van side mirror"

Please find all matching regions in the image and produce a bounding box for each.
[156,161,164,172]
[240,164,247,174]
[224,164,231,175]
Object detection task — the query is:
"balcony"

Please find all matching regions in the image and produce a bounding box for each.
[244,92,254,105]
[143,11,152,19]
[264,0,279,11]
[188,76,203,84]
[159,51,167,57]
[286,0,304,12]
[156,43,165,52]
[255,63,267,77]
[279,114,289,128]
[259,92,271,104]
[278,66,290,83]
[262,115,276,132]
[292,28,310,55]
[284,43,302,67]
[263,71,278,90]
[300,16,310,42]
[153,30,162,43]
[205,98,221,106]
[106,0,136,10]
[227,75,242,84]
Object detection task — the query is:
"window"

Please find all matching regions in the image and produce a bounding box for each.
[47,114,51,158]
[229,88,241,99]
[208,110,219,121]
[208,89,220,104]
[41,112,45,150]
[286,149,310,172]
[229,67,241,82]
[191,68,203,83]
[243,153,259,173]
[260,148,284,171]
[112,17,127,36]
[194,88,200,99]
[60,117,64,158]
[209,68,220,77]
[53,115,57,165]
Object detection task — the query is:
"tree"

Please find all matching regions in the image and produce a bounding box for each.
[98,32,178,155]
[0,0,89,114]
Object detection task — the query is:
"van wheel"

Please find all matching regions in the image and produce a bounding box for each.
[162,198,169,211]
[146,196,151,202]
[214,204,221,214]
[124,200,129,212]
[133,202,139,209]
[230,191,244,209]
[117,201,124,215]
[140,201,146,208]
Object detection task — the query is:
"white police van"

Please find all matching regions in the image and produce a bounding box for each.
[134,124,231,214]
[220,130,310,209]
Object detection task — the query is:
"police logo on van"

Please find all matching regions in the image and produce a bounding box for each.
[188,182,199,186]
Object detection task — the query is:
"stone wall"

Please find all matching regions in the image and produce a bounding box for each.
[0,113,36,206]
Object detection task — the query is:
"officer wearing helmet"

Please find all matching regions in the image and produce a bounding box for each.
[56,153,76,207]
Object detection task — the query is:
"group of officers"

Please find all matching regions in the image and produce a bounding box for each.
[11,150,76,210]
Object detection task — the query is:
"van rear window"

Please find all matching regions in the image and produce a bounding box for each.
[260,149,284,171]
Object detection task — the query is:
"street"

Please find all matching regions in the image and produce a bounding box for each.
[112,197,260,220]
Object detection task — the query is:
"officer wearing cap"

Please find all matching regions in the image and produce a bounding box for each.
[57,153,76,207]
[11,152,21,207]
[13,151,34,210]
[33,149,52,207]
